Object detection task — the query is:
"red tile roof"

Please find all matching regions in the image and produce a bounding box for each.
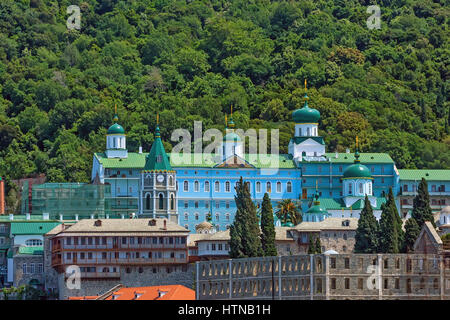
[68,285,195,300]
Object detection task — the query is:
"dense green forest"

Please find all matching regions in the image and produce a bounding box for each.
[0,0,448,184]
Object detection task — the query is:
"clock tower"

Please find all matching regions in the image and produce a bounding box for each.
[139,121,178,223]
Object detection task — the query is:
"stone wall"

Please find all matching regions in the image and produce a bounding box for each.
[13,255,44,287]
[58,264,195,300]
[196,254,450,300]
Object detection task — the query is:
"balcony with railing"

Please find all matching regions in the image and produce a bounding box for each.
[64,272,121,279]
[53,242,187,252]
[60,257,187,266]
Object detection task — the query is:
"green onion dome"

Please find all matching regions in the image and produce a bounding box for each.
[342,150,372,179]
[292,94,320,123]
[343,163,372,179]
[107,113,125,134]
[107,123,125,135]
[306,194,328,214]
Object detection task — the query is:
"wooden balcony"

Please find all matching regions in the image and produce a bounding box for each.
[52,243,187,252]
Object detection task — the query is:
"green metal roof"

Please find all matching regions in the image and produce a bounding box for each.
[291,136,325,145]
[10,222,61,235]
[298,153,394,164]
[17,246,44,256]
[143,126,173,171]
[97,152,296,169]
[309,197,387,210]
[398,169,450,181]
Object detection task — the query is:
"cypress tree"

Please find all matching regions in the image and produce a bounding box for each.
[307,235,315,254]
[354,195,379,253]
[314,237,322,254]
[230,177,263,258]
[412,178,435,228]
[388,188,405,252]
[379,202,399,253]
[261,193,277,256]
[404,218,421,252]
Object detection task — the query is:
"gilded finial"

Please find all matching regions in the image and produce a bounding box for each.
[156,113,159,126]
[225,114,228,127]
[354,135,360,163]
[230,104,233,118]
[113,104,119,122]
[305,79,307,91]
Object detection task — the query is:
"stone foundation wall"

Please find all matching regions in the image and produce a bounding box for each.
[196,254,450,300]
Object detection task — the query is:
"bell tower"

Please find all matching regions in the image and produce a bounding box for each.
[139,115,178,223]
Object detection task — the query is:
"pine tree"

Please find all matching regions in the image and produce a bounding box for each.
[412,178,435,228]
[354,195,379,253]
[379,202,399,253]
[230,177,263,258]
[314,237,322,254]
[404,218,421,252]
[260,193,277,256]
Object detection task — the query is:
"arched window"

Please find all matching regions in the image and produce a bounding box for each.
[158,194,164,210]
[359,183,363,194]
[225,181,230,192]
[306,127,310,136]
[184,213,188,221]
[348,183,352,195]
[287,181,292,193]
[204,181,210,192]
[267,182,271,193]
[170,194,175,210]
[215,213,219,221]
[194,181,199,192]
[195,213,199,221]
[145,194,151,210]
[256,182,261,193]
[276,182,282,193]
[183,181,189,192]
[169,176,173,186]
[225,213,230,221]
[214,181,220,192]
[368,183,372,195]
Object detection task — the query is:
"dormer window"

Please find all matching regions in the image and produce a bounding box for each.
[156,155,162,163]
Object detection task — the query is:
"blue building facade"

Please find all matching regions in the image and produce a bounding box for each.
[89,92,417,233]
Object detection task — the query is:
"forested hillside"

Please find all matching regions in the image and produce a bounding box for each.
[0,0,448,184]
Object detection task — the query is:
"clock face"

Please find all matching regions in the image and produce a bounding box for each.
[157,174,164,183]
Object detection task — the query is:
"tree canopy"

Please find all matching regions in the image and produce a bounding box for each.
[0,0,448,184]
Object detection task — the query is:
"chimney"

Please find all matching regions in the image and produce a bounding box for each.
[106,214,109,219]
[94,219,102,227]
[59,214,63,221]
[139,146,143,154]
[121,214,125,219]
[158,290,167,298]
[42,212,49,220]
[9,214,13,221]
[163,219,167,230]
[75,214,79,221]
[26,213,30,220]
[0,177,4,215]
[90,214,94,219]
